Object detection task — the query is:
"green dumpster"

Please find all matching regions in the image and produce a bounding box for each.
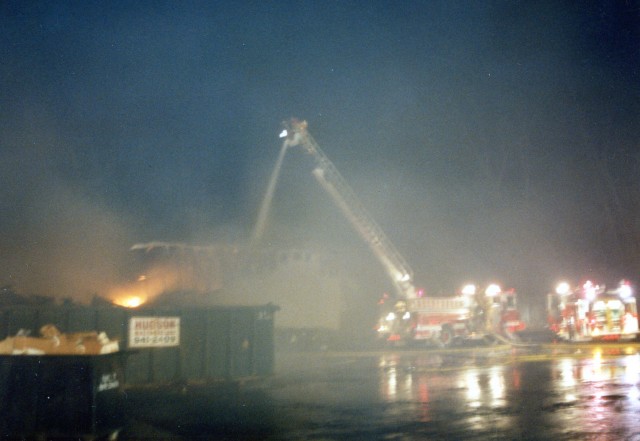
[0,353,125,440]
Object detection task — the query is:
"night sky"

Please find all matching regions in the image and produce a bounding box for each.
[1,1,639,306]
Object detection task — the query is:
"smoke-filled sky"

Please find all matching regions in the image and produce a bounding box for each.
[1,1,639,303]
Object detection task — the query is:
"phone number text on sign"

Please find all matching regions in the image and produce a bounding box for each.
[129,316,180,348]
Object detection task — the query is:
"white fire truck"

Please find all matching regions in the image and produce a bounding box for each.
[547,280,639,342]
[279,119,524,347]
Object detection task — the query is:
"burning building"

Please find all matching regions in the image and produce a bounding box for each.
[108,242,356,331]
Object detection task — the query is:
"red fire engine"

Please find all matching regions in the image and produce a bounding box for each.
[547,280,639,342]
[378,284,525,346]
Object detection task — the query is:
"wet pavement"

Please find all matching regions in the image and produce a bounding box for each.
[119,343,640,440]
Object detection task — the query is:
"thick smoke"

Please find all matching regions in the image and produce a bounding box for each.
[0,141,136,301]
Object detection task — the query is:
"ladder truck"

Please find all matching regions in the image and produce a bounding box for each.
[279,119,524,346]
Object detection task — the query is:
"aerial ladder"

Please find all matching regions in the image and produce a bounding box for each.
[280,118,417,300]
[277,119,524,346]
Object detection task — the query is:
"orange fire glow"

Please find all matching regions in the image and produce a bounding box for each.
[107,264,181,308]
[113,295,145,308]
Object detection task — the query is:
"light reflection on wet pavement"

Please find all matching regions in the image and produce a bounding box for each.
[270,345,640,440]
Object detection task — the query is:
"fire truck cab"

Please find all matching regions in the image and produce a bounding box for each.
[547,280,639,342]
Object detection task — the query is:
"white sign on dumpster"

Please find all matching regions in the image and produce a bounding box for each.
[129,316,180,348]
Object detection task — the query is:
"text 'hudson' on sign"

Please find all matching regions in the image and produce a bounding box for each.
[129,316,180,348]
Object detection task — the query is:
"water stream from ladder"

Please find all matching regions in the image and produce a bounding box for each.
[252,140,288,244]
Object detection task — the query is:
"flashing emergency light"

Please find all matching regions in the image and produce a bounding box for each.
[462,284,477,296]
[485,284,501,297]
[583,280,597,301]
[618,281,633,298]
[555,282,570,295]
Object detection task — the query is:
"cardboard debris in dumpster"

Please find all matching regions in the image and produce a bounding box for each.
[0,324,119,355]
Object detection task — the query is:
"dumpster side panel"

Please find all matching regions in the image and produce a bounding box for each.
[151,309,182,382]
[124,349,153,384]
[0,357,13,430]
[93,354,127,432]
[0,357,39,433]
[180,309,207,379]
[123,309,182,383]
[228,309,254,377]
[121,306,277,383]
[205,310,231,378]
[0,355,125,438]
[37,358,94,433]
[149,346,180,382]
[253,306,276,376]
